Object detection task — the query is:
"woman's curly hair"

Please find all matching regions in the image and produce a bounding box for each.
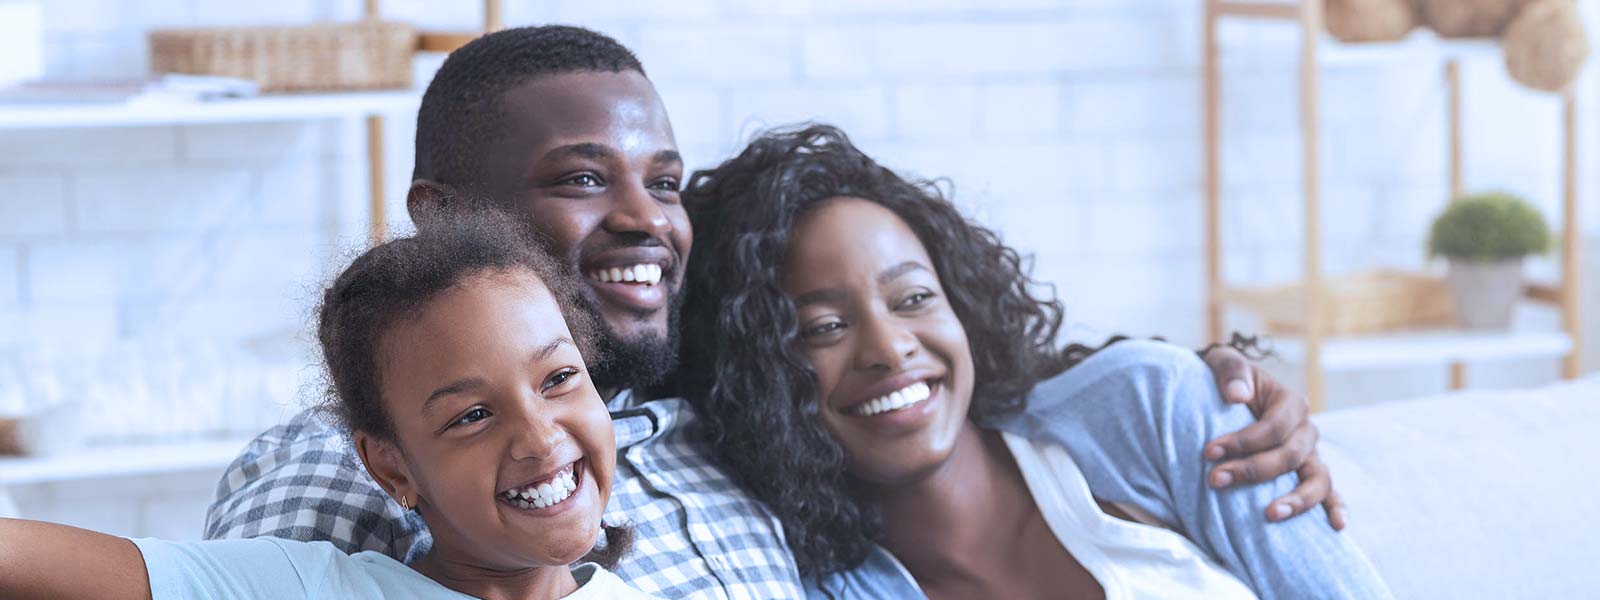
[676,124,1114,577]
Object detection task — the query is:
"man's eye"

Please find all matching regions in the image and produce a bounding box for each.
[561,174,603,187]
[452,407,491,427]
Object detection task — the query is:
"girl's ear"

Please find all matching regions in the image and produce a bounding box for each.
[355,432,416,507]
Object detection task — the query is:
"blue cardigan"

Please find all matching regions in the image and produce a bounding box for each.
[811,340,1392,599]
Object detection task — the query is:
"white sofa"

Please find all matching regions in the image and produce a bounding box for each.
[1315,375,1600,598]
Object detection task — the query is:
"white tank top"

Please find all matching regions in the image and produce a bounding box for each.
[1002,431,1259,600]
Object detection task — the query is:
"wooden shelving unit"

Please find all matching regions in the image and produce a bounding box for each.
[1202,0,1584,411]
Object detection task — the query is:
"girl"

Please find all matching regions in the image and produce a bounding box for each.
[676,124,1392,599]
[0,211,652,600]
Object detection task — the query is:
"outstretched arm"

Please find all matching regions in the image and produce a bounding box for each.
[0,518,152,600]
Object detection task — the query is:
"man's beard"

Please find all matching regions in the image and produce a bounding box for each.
[584,291,683,393]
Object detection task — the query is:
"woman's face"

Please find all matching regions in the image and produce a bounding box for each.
[359,270,616,571]
[782,197,977,485]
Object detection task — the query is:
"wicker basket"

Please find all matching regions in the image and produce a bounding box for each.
[1225,270,1459,336]
[149,21,416,93]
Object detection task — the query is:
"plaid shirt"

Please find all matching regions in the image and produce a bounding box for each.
[204,390,804,599]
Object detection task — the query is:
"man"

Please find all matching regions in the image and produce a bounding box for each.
[205,26,1341,599]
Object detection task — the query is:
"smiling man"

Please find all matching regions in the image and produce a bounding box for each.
[204,26,1342,599]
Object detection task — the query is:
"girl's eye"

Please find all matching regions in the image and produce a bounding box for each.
[561,174,603,187]
[801,320,847,339]
[543,367,581,391]
[649,177,681,192]
[452,407,490,428]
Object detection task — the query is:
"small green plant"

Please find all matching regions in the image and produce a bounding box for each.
[1427,191,1552,261]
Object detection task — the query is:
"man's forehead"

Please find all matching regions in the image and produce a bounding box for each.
[499,71,673,145]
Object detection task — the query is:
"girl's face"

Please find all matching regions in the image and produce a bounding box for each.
[358,270,616,571]
[781,197,977,485]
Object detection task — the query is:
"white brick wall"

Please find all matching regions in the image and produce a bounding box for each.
[6,0,1600,537]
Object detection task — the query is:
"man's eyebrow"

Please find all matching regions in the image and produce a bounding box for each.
[652,149,683,166]
[423,378,485,413]
[878,261,930,285]
[542,143,615,162]
[794,287,846,308]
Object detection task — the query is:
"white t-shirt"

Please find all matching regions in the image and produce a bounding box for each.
[1002,431,1259,600]
[133,537,656,599]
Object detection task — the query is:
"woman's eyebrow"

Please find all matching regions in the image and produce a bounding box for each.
[877,261,929,285]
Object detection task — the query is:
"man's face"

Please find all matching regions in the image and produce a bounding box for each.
[477,71,691,391]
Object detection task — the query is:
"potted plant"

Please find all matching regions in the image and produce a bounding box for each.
[1427,191,1552,329]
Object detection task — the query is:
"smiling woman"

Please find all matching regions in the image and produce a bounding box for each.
[0,209,653,600]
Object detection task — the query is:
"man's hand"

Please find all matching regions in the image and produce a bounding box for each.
[1199,345,1348,531]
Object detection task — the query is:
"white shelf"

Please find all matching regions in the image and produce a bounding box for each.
[0,436,255,486]
[1265,330,1573,372]
[0,90,422,130]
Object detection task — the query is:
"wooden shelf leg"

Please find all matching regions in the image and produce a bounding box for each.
[1449,362,1466,389]
[366,115,387,247]
[1300,1,1325,412]
[1204,0,1223,344]
[1561,93,1582,378]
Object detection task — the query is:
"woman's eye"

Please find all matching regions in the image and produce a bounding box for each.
[452,407,490,427]
[543,367,581,391]
[801,321,846,339]
[561,174,603,187]
[899,291,935,309]
[649,178,681,192]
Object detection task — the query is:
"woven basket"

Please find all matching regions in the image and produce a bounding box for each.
[1227,270,1459,336]
[149,21,416,93]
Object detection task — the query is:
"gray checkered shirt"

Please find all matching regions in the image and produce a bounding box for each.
[204,390,805,599]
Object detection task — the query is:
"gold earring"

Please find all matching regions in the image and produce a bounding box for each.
[400,495,410,511]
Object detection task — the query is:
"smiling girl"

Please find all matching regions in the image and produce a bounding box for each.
[677,125,1393,599]
[0,212,652,599]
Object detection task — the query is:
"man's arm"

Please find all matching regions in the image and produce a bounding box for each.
[1197,340,1345,529]
[204,409,429,561]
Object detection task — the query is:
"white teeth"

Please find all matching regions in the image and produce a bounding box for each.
[588,264,663,286]
[853,381,934,417]
[505,464,580,511]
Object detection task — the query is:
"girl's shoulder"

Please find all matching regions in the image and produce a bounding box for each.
[567,563,662,599]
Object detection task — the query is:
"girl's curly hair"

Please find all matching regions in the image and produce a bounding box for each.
[676,124,1113,577]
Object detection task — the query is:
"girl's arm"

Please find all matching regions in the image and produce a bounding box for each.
[0,518,152,600]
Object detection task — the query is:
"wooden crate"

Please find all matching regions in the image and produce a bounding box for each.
[1224,270,1459,336]
[150,21,416,93]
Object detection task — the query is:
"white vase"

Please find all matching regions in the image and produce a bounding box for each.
[1446,258,1524,330]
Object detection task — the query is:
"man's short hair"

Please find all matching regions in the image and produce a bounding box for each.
[412,25,646,187]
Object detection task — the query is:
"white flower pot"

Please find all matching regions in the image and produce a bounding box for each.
[1446,258,1524,330]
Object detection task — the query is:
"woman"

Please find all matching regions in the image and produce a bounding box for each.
[677,124,1392,599]
[0,212,651,599]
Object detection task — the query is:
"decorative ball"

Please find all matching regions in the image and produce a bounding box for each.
[1418,0,1527,38]
[1326,0,1420,43]
[1504,0,1590,92]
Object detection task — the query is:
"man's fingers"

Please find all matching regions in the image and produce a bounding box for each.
[1204,398,1302,462]
[1266,453,1332,523]
[1202,346,1253,404]
[1208,422,1317,488]
[1323,487,1349,531]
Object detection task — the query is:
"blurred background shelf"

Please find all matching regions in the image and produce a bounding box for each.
[0,90,421,130]
[0,436,254,486]
[1265,330,1573,371]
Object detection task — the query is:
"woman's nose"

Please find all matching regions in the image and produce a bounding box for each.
[853,313,918,371]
